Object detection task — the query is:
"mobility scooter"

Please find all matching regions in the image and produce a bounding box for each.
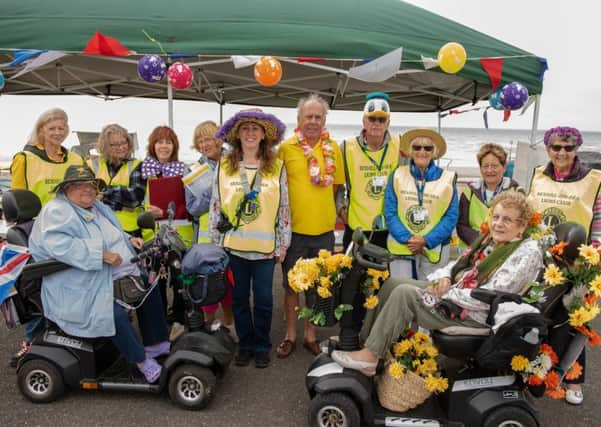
[305,224,588,427]
[3,189,235,410]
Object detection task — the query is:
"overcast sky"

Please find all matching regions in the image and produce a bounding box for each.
[0,0,598,162]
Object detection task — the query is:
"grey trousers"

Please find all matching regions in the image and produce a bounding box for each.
[360,278,486,358]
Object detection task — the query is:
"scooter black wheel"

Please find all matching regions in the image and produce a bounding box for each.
[483,405,537,427]
[308,392,361,427]
[168,364,216,410]
[18,359,65,403]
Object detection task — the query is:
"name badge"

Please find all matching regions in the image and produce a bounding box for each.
[413,206,429,222]
[372,175,386,187]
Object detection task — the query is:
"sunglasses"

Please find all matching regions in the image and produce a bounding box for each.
[412,145,434,152]
[367,116,387,124]
[549,144,576,153]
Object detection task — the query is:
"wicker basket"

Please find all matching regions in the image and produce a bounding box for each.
[306,281,342,327]
[376,357,432,412]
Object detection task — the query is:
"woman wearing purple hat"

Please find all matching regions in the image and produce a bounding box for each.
[209,109,290,369]
[528,126,601,405]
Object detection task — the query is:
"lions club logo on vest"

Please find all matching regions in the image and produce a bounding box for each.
[239,198,261,224]
[542,207,566,228]
[405,204,429,232]
[365,175,387,200]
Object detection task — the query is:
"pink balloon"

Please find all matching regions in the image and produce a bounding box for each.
[167,62,193,90]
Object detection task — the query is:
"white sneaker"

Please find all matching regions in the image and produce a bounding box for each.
[565,388,584,405]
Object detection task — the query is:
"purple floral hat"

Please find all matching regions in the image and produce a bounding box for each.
[215,109,286,145]
[543,126,583,147]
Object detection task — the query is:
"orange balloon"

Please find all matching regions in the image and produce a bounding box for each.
[254,56,282,86]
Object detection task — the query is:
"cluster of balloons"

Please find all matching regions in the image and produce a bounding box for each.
[137,55,193,90]
[489,82,529,110]
[254,56,282,86]
[437,42,467,74]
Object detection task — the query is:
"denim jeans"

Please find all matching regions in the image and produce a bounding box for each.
[111,286,169,364]
[24,315,45,342]
[229,255,276,353]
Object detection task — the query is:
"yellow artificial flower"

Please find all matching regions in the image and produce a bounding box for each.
[424,375,449,393]
[569,307,590,327]
[319,276,332,288]
[413,331,431,345]
[389,361,405,379]
[543,264,565,287]
[288,272,312,293]
[424,345,439,358]
[341,255,352,269]
[371,278,381,291]
[317,286,332,299]
[579,244,600,265]
[319,249,332,259]
[590,274,601,298]
[325,255,342,274]
[416,358,438,376]
[585,303,601,320]
[381,270,390,280]
[393,340,412,357]
[363,295,379,309]
[511,355,530,372]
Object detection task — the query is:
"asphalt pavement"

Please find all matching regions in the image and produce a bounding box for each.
[1,268,600,426]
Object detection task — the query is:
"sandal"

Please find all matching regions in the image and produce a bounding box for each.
[144,341,171,359]
[276,339,296,359]
[303,340,321,356]
[138,358,162,383]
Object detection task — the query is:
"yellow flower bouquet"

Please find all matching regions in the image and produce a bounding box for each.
[377,330,448,412]
[288,249,353,326]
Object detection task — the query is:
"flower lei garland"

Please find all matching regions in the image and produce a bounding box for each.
[388,330,449,393]
[295,127,336,187]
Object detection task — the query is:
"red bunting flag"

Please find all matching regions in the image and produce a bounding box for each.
[83,31,131,56]
[297,57,327,63]
[503,109,511,122]
[480,58,504,91]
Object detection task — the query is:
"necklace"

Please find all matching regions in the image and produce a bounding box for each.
[295,127,335,187]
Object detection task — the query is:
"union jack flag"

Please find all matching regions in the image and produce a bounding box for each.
[0,242,30,305]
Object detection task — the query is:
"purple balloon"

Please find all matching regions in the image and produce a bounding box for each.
[137,54,166,83]
[499,82,529,110]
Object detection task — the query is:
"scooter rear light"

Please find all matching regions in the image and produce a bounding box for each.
[81,381,99,390]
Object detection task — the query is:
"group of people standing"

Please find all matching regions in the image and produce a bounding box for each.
[8,94,601,401]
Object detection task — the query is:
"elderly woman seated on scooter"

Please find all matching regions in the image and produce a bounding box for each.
[332,190,543,375]
[28,165,170,383]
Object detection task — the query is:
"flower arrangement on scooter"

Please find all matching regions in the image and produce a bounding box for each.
[361,268,389,309]
[288,249,353,326]
[377,329,448,412]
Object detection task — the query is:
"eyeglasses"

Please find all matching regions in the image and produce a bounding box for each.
[481,163,502,170]
[109,140,129,148]
[549,144,576,153]
[491,214,520,226]
[412,145,434,152]
[367,116,387,124]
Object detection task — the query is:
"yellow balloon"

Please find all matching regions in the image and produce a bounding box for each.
[437,42,467,74]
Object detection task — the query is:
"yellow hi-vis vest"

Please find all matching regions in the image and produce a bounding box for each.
[387,166,456,263]
[456,185,489,248]
[87,157,143,233]
[144,177,194,246]
[218,159,283,254]
[23,149,84,206]
[343,135,400,230]
[196,212,210,243]
[528,166,601,239]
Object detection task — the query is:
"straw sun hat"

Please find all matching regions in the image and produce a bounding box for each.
[215,109,286,146]
[399,128,447,160]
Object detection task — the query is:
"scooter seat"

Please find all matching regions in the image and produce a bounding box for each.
[431,330,489,360]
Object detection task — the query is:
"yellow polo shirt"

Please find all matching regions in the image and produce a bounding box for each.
[278,135,344,235]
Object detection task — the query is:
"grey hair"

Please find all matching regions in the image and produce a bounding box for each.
[297,94,329,121]
[27,108,69,146]
[96,123,134,162]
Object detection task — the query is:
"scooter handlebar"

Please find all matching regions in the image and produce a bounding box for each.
[130,246,159,263]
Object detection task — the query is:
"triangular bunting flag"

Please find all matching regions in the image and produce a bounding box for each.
[231,55,260,69]
[480,58,504,91]
[297,57,327,63]
[7,50,45,67]
[12,51,67,79]
[83,31,131,56]
[421,55,438,70]
[348,47,403,82]
[537,57,549,82]
[503,109,511,122]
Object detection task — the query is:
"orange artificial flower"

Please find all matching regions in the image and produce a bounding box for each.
[544,371,560,390]
[575,326,601,347]
[480,222,489,234]
[565,361,583,381]
[527,375,544,386]
[529,211,542,227]
[584,293,599,306]
[540,343,559,365]
[546,386,566,400]
[549,241,569,257]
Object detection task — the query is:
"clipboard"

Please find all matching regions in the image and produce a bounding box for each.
[148,176,189,220]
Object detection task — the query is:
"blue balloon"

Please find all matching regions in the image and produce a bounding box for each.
[499,82,529,110]
[488,88,504,110]
[137,55,166,83]
[0,71,5,90]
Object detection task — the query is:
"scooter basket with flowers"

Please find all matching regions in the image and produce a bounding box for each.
[288,249,353,327]
[376,330,448,412]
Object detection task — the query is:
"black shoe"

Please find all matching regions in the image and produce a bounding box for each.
[254,351,270,368]
[235,349,254,366]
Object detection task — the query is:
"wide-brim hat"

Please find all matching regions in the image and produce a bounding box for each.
[215,109,286,146]
[399,128,447,160]
[50,165,107,193]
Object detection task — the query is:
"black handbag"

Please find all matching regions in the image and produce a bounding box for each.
[114,275,149,305]
[185,272,227,307]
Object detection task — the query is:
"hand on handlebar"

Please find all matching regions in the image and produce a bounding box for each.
[129,237,144,250]
[103,251,122,267]
[147,205,164,219]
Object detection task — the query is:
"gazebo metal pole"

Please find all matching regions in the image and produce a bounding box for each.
[529,94,541,147]
[168,80,174,128]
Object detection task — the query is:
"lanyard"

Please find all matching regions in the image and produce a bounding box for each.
[482,181,502,204]
[360,141,389,173]
[234,163,262,229]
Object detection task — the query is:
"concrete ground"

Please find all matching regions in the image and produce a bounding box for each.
[1,267,600,426]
